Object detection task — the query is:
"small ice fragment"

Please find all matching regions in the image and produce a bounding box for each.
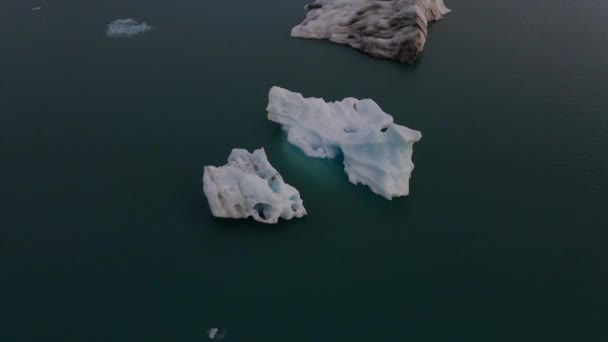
[32,7,43,11]
[207,328,226,340]
[106,18,152,38]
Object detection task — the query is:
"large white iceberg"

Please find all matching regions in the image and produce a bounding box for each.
[291,0,451,64]
[106,19,152,38]
[267,87,422,199]
[203,148,307,224]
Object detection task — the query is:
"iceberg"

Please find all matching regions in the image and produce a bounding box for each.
[106,19,152,38]
[267,87,422,199]
[291,0,451,64]
[203,148,307,224]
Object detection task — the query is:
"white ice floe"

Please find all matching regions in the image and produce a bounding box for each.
[203,148,307,224]
[291,0,451,63]
[267,86,422,199]
[32,7,43,11]
[206,328,226,340]
[106,19,152,38]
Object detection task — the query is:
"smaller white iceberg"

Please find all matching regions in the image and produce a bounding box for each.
[203,148,307,224]
[32,7,43,11]
[267,87,422,199]
[106,19,152,38]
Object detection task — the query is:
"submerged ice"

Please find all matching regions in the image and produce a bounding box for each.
[203,148,307,224]
[106,19,152,38]
[267,87,422,199]
[291,0,451,63]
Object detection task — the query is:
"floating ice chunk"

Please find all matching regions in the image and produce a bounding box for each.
[203,148,307,224]
[32,7,43,11]
[206,328,226,340]
[291,0,451,63]
[106,19,152,38]
[267,87,422,199]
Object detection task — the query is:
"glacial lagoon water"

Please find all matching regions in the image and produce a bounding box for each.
[1,0,607,340]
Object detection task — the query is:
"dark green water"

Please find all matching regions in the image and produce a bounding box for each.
[2,0,607,340]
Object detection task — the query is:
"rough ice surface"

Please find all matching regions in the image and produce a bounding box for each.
[291,0,451,64]
[106,19,152,38]
[267,86,422,199]
[203,148,307,224]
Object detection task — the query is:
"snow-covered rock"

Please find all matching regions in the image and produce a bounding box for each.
[291,0,451,64]
[203,148,307,224]
[106,19,152,38]
[267,86,422,199]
